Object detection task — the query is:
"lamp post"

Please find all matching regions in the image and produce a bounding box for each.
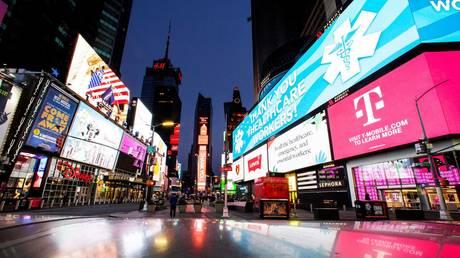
[143,121,175,211]
[415,80,451,220]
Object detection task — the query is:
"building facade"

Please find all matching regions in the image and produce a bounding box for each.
[0,0,132,80]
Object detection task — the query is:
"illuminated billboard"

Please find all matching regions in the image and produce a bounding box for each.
[243,144,268,181]
[66,35,130,125]
[233,0,460,159]
[131,98,152,142]
[268,111,331,173]
[328,51,460,159]
[26,87,78,153]
[61,137,119,170]
[230,157,244,182]
[197,145,207,191]
[151,132,167,181]
[67,102,123,149]
[118,133,147,169]
[0,81,22,154]
[198,117,209,145]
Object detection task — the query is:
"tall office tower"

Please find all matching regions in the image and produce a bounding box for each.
[251,0,351,102]
[224,87,247,153]
[140,26,182,178]
[188,94,213,193]
[0,0,132,80]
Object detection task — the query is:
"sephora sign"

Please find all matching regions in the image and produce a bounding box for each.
[328,51,460,159]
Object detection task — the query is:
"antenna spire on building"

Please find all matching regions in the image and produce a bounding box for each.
[165,20,171,60]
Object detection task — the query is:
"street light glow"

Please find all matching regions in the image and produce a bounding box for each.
[161,121,175,127]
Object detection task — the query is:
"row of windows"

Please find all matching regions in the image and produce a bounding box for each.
[102,10,119,25]
[99,18,117,32]
[94,46,112,60]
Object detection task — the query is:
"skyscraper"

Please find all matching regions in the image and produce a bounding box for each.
[0,0,132,80]
[224,87,247,153]
[251,0,351,102]
[188,94,212,193]
[140,25,182,178]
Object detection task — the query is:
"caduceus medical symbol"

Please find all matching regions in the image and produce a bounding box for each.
[322,11,381,84]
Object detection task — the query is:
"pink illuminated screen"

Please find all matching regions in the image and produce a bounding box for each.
[328,51,460,160]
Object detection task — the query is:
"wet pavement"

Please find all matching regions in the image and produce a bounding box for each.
[1,204,460,257]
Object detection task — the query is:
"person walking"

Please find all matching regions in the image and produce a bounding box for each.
[169,193,178,218]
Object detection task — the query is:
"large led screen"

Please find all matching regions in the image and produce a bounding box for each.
[26,87,78,153]
[233,0,460,159]
[243,144,268,181]
[151,132,167,182]
[0,81,22,154]
[67,102,123,149]
[66,35,130,125]
[328,51,460,159]
[131,98,152,142]
[230,157,244,182]
[268,110,331,173]
[197,145,207,191]
[118,133,147,169]
[61,137,119,170]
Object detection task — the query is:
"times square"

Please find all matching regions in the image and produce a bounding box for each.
[1,0,460,257]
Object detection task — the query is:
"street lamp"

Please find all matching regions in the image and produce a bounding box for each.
[142,120,176,211]
[415,80,451,220]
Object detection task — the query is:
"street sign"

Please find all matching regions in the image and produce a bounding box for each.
[220,165,232,172]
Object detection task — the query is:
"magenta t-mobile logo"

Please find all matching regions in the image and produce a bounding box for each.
[354,86,384,126]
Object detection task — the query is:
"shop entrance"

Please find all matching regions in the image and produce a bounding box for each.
[426,187,459,210]
[382,189,421,209]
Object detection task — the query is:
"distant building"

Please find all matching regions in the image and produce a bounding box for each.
[251,0,351,102]
[188,94,213,193]
[0,0,132,80]
[140,26,182,178]
[224,87,246,153]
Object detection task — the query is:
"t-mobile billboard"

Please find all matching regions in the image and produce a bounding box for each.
[328,51,460,159]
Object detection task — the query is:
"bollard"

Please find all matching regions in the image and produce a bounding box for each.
[343,204,346,211]
[75,199,79,206]
[67,199,71,207]
[15,200,20,211]
[27,201,33,210]
[40,200,45,209]
[50,199,55,208]
[60,200,63,207]
[1,201,6,212]
[310,203,313,213]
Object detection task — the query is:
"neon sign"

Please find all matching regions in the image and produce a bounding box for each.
[56,160,94,182]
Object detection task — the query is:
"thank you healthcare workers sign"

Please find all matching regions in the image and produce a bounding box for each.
[232,0,460,159]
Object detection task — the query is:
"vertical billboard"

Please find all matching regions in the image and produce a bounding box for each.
[131,98,152,142]
[233,0,460,160]
[244,144,268,181]
[66,35,130,125]
[268,111,331,173]
[197,145,207,191]
[0,80,22,154]
[151,132,167,181]
[117,133,147,170]
[230,157,244,182]
[61,102,123,169]
[198,117,209,145]
[26,87,78,153]
[328,51,460,159]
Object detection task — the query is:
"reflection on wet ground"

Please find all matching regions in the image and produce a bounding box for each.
[0,218,459,258]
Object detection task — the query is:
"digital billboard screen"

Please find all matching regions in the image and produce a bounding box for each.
[151,132,167,181]
[66,35,130,125]
[243,144,268,181]
[197,145,207,191]
[268,110,331,173]
[61,137,119,170]
[26,87,78,153]
[131,98,152,142]
[230,157,244,182]
[328,51,460,159]
[118,133,147,170]
[0,81,22,154]
[233,0,460,159]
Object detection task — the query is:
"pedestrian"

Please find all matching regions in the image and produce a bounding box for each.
[169,193,178,218]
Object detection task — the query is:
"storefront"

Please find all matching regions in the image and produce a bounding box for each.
[97,169,144,202]
[351,151,460,210]
[41,157,99,207]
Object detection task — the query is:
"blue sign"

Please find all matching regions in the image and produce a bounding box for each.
[233,0,460,159]
[26,87,78,153]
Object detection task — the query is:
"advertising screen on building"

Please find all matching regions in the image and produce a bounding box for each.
[68,102,123,149]
[26,87,78,153]
[151,132,167,181]
[0,1,7,25]
[61,137,119,170]
[268,111,331,173]
[244,144,268,181]
[119,133,147,169]
[66,35,130,125]
[328,51,460,159]
[197,145,207,191]
[131,98,152,142]
[230,157,244,182]
[0,81,22,154]
[232,0,460,159]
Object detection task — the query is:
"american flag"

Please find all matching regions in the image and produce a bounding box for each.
[86,68,130,105]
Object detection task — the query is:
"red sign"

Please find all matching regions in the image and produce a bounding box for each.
[334,231,440,258]
[328,51,460,159]
[56,160,93,182]
[220,165,232,172]
[248,155,262,173]
[235,164,241,175]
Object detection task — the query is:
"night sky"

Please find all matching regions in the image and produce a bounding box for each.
[120,0,253,175]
